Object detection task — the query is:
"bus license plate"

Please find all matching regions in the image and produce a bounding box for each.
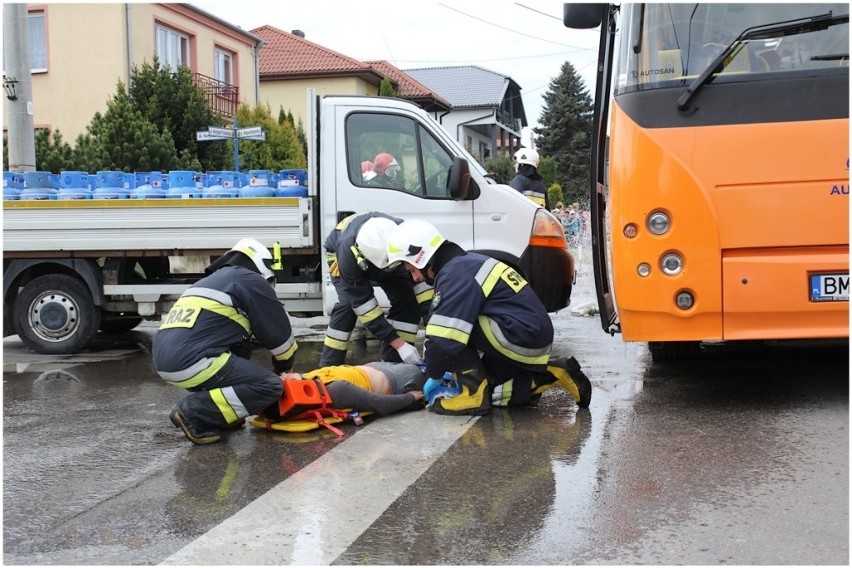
[810,273,849,302]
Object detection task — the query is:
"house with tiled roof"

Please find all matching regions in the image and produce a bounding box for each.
[365,60,451,117]
[405,65,527,164]
[251,25,387,129]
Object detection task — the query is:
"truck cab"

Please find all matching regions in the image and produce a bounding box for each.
[314,93,574,315]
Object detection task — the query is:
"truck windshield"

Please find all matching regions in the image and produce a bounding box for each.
[615,3,849,95]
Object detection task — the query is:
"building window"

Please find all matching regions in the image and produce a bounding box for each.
[214,48,232,85]
[2,11,46,73]
[156,24,189,71]
[21,11,47,72]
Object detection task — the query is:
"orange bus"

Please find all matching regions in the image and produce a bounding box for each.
[564,3,849,360]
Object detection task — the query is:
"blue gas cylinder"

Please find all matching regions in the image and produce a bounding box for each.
[275,169,308,197]
[165,170,202,199]
[203,171,239,198]
[57,171,92,200]
[20,171,58,200]
[239,169,274,197]
[93,170,130,199]
[3,172,22,200]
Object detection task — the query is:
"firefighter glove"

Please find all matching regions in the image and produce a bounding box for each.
[396,342,423,364]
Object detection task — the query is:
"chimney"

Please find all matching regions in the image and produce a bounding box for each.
[292,30,305,38]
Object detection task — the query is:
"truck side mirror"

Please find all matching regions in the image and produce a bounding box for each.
[563,3,606,29]
[448,156,474,201]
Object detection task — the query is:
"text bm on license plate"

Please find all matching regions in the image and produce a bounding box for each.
[810,273,849,302]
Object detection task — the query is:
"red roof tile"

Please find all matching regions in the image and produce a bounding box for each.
[365,60,450,109]
[251,25,382,82]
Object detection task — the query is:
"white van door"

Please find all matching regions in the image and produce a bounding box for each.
[330,103,475,248]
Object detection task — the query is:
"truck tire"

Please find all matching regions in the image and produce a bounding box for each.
[12,274,101,354]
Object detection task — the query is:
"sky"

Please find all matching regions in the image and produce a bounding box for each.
[195,0,602,144]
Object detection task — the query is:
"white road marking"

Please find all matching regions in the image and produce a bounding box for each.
[163,411,477,565]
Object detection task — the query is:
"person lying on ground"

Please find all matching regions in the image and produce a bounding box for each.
[261,361,427,421]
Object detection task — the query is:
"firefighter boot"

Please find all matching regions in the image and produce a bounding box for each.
[545,356,592,408]
[431,368,491,416]
[170,405,221,445]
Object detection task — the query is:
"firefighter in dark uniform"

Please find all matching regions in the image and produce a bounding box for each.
[386,219,592,415]
[320,212,432,367]
[153,238,298,445]
[509,147,548,208]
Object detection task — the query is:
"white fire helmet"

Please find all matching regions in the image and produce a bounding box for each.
[386,219,446,270]
[512,147,540,169]
[231,238,275,281]
[356,217,399,269]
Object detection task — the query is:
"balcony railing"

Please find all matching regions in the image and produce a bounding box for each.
[193,73,239,118]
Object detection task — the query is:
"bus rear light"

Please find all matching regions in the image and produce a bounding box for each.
[637,263,651,277]
[660,252,683,275]
[623,223,638,238]
[647,211,670,235]
[675,290,694,310]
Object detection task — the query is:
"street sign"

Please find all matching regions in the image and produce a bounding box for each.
[240,133,266,141]
[237,126,263,138]
[196,130,232,141]
[208,126,236,138]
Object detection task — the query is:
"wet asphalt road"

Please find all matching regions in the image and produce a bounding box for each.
[3,269,849,565]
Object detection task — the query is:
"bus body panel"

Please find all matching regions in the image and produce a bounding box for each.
[723,246,848,339]
[609,102,849,343]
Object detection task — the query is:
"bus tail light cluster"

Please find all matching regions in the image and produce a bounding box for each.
[628,210,694,309]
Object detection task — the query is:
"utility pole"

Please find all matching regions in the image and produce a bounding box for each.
[4,3,37,172]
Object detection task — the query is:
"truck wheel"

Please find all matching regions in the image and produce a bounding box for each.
[12,274,101,354]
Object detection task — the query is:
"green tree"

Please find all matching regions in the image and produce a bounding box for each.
[484,155,514,185]
[534,61,593,207]
[278,106,308,163]
[537,155,558,189]
[378,77,396,97]
[72,83,178,173]
[232,103,306,172]
[34,129,78,172]
[547,182,564,208]
[127,58,231,171]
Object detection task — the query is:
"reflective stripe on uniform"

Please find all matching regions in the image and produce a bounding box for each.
[414,282,434,304]
[354,297,384,324]
[523,192,546,207]
[477,315,550,365]
[167,288,251,333]
[474,258,502,297]
[388,318,419,343]
[158,352,231,389]
[425,313,473,344]
[208,385,246,423]
[270,334,298,360]
[492,381,513,407]
[474,258,527,297]
[323,327,351,351]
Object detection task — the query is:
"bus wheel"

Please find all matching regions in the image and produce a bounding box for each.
[648,341,701,362]
[13,274,101,354]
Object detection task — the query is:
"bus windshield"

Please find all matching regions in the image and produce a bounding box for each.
[615,3,849,94]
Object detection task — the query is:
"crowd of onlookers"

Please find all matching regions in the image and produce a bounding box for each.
[551,201,591,248]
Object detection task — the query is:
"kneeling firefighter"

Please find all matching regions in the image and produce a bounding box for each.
[385,219,592,415]
[153,238,298,444]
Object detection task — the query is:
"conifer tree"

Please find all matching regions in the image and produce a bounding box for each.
[534,61,593,207]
